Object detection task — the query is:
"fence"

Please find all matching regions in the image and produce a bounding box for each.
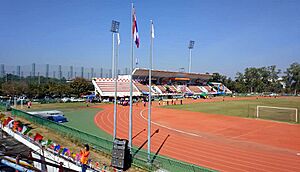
[0,64,131,80]
[8,107,217,172]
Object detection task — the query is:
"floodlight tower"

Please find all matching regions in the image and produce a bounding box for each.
[188,40,195,73]
[110,20,120,140]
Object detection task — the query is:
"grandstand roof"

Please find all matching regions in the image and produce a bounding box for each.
[132,68,212,80]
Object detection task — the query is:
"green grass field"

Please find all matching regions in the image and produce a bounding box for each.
[165,97,300,123]
[25,102,112,139]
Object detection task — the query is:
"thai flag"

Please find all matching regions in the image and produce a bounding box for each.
[132,6,140,48]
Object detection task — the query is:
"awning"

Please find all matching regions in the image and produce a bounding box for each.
[132,68,212,80]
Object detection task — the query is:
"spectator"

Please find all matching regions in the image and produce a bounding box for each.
[27,101,32,108]
[80,144,90,172]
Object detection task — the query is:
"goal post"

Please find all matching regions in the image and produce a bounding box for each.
[256,105,298,123]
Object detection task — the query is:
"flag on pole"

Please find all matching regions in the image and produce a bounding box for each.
[3,117,13,126]
[117,33,120,45]
[61,148,69,155]
[34,133,43,142]
[151,21,155,39]
[22,126,32,135]
[54,144,61,152]
[132,6,140,48]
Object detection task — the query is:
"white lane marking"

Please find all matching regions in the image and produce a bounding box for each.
[139,109,202,138]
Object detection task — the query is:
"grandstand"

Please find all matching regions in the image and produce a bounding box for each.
[92,78,140,97]
[92,68,232,99]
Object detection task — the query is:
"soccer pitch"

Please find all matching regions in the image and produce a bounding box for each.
[165,97,300,123]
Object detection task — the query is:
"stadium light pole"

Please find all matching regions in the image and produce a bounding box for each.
[188,40,195,73]
[111,20,120,140]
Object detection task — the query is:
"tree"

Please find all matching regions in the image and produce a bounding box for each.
[70,77,93,97]
[1,81,29,96]
[243,67,262,92]
[209,73,237,92]
[234,72,247,93]
[234,65,283,93]
[266,65,282,93]
[283,62,300,94]
[209,73,227,83]
[224,77,236,92]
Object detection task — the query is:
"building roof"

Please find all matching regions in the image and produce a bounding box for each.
[132,68,212,80]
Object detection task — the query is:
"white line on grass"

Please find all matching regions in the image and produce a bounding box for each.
[139,109,202,138]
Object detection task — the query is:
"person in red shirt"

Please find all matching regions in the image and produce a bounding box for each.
[80,144,90,172]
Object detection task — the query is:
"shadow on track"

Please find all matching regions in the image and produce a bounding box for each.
[151,134,170,163]
[132,129,159,158]
[132,128,146,140]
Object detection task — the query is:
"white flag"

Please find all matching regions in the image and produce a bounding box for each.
[151,21,155,38]
[21,126,27,133]
[117,33,120,45]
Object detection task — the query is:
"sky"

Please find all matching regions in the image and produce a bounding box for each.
[0,0,299,77]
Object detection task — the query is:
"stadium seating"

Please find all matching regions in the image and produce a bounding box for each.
[188,86,203,94]
[134,81,151,93]
[150,86,160,94]
[167,85,179,93]
[177,85,191,93]
[223,85,232,93]
[201,86,217,94]
[95,80,135,92]
[93,78,231,97]
[93,78,140,97]
[156,85,167,94]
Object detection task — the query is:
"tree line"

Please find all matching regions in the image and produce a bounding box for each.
[0,76,94,98]
[0,62,299,98]
[209,62,300,94]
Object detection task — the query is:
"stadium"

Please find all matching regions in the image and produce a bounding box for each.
[3,65,298,171]
[1,66,300,171]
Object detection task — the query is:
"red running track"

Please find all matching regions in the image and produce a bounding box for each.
[94,97,300,172]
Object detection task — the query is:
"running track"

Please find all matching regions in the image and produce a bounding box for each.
[94,97,300,171]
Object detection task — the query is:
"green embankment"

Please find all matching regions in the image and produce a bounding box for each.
[27,103,112,139]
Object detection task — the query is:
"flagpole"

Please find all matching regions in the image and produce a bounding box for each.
[129,2,134,152]
[147,20,154,163]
